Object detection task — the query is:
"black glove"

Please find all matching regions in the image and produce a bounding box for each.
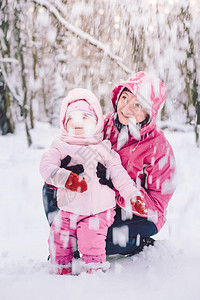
[61,155,84,175]
[96,162,114,190]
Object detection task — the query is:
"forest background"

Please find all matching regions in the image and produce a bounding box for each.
[0,0,200,146]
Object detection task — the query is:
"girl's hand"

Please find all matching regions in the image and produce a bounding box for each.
[44,155,84,190]
[65,172,87,193]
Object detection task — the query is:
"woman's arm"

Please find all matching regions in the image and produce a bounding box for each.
[99,140,146,215]
[139,146,176,222]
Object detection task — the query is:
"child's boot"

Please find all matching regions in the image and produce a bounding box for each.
[81,254,110,274]
[56,264,72,275]
[84,261,110,274]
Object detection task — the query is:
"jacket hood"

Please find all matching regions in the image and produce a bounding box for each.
[111,71,166,135]
[60,88,104,145]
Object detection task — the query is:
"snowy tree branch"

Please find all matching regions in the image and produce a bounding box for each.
[0,57,19,64]
[31,0,132,74]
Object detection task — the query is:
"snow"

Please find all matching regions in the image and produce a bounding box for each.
[112,226,129,248]
[128,117,141,140]
[0,122,200,300]
[117,126,129,150]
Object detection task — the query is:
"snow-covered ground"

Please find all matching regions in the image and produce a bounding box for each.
[0,122,200,300]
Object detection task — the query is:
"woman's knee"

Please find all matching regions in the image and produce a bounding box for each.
[42,185,59,225]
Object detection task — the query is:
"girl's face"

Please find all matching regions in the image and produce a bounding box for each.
[117,91,148,125]
[66,112,96,135]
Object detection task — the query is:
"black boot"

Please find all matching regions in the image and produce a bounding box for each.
[143,237,155,247]
[126,237,155,257]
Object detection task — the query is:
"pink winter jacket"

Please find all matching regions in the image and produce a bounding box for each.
[40,88,140,216]
[103,72,176,232]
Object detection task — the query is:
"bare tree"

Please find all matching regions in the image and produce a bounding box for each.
[0,0,15,135]
[0,70,15,134]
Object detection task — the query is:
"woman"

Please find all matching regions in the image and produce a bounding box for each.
[42,71,176,256]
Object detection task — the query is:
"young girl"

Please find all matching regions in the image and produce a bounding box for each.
[40,88,146,275]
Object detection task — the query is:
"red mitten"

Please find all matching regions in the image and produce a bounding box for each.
[130,196,147,216]
[65,172,87,193]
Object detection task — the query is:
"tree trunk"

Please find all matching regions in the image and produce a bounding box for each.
[14,1,32,146]
[0,72,15,135]
[195,100,200,147]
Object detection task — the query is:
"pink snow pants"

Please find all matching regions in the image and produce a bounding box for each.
[49,208,116,265]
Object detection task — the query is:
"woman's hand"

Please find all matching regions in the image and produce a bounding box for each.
[96,162,114,190]
[60,155,84,175]
[130,196,147,216]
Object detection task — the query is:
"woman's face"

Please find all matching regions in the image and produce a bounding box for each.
[117,91,148,125]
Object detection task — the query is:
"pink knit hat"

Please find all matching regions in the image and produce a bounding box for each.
[63,99,97,126]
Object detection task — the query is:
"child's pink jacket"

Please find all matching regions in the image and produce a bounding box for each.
[40,88,140,216]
